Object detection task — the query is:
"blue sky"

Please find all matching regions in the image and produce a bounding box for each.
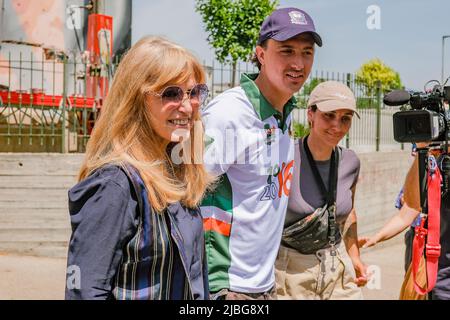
[133,0,450,91]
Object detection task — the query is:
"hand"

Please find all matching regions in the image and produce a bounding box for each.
[358,235,378,249]
[357,236,369,248]
[352,259,369,287]
[357,236,374,249]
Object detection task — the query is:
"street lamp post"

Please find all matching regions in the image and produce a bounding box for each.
[442,35,450,84]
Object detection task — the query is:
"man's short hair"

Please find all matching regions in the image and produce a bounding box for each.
[251,40,267,71]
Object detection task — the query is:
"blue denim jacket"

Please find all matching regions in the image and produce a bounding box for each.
[65,165,209,300]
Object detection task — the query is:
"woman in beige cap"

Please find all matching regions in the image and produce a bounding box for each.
[276,81,368,300]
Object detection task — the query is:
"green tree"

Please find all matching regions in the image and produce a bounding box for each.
[355,58,402,96]
[196,0,278,87]
[302,77,326,96]
[294,77,325,108]
[292,122,310,138]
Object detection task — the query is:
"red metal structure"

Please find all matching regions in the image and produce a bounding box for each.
[0,90,96,109]
[0,0,133,152]
[86,13,113,100]
[0,2,114,136]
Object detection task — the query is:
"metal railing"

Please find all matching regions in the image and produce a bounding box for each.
[0,53,120,153]
[290,73,404,153]
[0,56,402,153]
[292,107,403,153]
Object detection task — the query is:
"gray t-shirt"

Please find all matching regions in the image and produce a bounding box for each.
[286,139,360,228]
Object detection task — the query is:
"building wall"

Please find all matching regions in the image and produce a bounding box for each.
[0,150,413,257]
[356,150,413,237]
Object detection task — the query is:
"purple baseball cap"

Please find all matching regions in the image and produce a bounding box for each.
[257,7,322,47]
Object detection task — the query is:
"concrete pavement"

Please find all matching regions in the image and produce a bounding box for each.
[361,241,405,300]
[0,239,406,300]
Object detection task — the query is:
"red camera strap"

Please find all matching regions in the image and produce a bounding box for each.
[412,164,442,295]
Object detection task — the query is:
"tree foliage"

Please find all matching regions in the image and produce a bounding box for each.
[302,78,326,96]
[196,0,278,86]
[292,122,310,138]
[355,58,402,96]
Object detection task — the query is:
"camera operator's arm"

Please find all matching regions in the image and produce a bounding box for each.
[361,202,419,248]
[360,147,424,249]
[403,156,421,212]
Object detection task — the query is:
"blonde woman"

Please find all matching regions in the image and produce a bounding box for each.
[65,36,214,300]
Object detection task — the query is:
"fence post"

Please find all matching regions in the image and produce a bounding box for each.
[376,80,382,152]
[61,57,68,153]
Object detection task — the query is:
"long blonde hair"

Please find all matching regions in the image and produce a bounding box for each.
[78,36,215,212]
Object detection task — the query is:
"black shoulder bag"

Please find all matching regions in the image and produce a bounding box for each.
[281,135,340,255]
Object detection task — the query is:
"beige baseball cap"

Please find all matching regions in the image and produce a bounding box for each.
[307,81,360,118]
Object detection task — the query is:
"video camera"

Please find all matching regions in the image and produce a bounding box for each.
[384,81,450,143]
[384,80,450,196]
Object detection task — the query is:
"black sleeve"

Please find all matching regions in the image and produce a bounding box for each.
[65,179,138,300]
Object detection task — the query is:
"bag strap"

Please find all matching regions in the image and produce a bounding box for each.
[302,135,340,246]
[303,135,339,206]
[412,156,441,295]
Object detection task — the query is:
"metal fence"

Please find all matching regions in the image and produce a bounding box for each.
[292,108,403,153]
[290,71,404,153]
[0,55,403,153]
[0,53,121,153]
[203,61,404,153]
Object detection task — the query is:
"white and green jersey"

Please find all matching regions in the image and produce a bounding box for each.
[200,73,296,293]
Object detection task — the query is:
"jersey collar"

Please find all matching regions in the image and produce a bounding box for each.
[240,73,297,129]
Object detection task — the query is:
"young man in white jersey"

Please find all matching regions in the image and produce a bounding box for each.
[200,7,322,300]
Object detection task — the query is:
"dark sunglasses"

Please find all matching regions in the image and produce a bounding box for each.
[154,84,209,107]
